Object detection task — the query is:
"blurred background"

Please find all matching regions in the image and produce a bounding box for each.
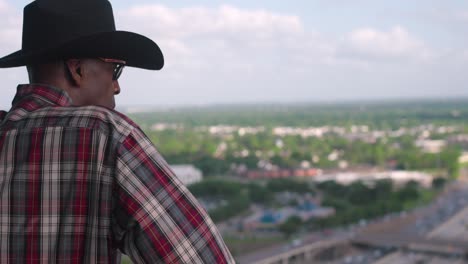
[2,1,468,263]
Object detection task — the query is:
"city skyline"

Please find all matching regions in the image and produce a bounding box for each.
[1,0,468,108]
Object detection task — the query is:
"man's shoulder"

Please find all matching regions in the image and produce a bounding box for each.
[36,105,141,139]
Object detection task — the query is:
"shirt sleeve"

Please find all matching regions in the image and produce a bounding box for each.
[111,127,234,264]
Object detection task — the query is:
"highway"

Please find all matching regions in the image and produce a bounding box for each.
[235,180,468,263]
[375,251,466,264]
[428,204,468,242]
[359,180,468,264]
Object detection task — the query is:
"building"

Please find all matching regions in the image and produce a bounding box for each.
[245,168,321,180]
[448,134,468,150]
[459,152,468,164]
[415,139,446,153]
[242,199,335,232]
[171,165,203,186]
[314,171,433,188]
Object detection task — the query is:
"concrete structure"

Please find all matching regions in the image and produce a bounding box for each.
[237,239,346,264]
[236,182,468,264]
[352,233,468,257]
[375,251,467,264]
[171,164,203,186]
[427,205,468,243]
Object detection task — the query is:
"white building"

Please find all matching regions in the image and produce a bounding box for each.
[314,171,433,188]
[415,139,446,153]
[459,152,468,164]
[171,165,203,186]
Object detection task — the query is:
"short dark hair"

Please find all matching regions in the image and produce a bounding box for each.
[27,60,73,84]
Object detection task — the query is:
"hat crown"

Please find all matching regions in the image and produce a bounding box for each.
[0,0,164,70]
[22,0,116,51]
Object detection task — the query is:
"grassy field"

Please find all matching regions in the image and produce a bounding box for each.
[224,235,286,257]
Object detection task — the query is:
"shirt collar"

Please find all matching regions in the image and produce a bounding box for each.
[12,84,73,108]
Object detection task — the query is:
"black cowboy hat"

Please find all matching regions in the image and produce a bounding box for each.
[0,0,164,70]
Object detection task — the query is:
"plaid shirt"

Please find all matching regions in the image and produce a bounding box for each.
[0,84,234,264]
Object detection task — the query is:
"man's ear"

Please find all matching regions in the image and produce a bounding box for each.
[64,59,82,86]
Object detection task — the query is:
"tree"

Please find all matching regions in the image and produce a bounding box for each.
[192,156,230,176]
[266,178,313,194]
[209,194,250,222]
[374,179,393,200]
[322,196,350,212]
[432,177,447,189]
[188,179,243,197]
[316,180,345,197]
[439,148,461,179]
[278,216,302,238]
[396,184,419,201]
[347,181,372,205]
[248,183,273,204]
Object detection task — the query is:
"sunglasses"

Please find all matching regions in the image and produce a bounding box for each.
[98,57,126,80]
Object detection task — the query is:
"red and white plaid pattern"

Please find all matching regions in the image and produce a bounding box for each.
[0,84,234,264]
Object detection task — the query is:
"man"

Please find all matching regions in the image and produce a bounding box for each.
[0,0,234,263]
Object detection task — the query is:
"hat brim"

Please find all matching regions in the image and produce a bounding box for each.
[0,30,164,70]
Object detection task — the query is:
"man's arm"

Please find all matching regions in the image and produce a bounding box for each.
[112,127,234,264]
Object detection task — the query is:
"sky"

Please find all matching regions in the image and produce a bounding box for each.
[1,0,468,108]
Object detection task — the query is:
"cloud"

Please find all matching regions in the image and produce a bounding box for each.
[0,0,8,12]
[457,11,468,22]
[0,1,27,110]
[341,26,433,62]
[436,9,468,23]
[119,5,303,38]
[113,3,452,106]
[0,0,21,52]
[116,4,308,73]
[117,4,438,76]
[1,1,465,108]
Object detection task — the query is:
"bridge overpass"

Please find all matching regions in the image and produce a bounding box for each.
[237,233,468,264]
[236,238,349,264]
[352,233,468,257]
[236,182,468,263]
